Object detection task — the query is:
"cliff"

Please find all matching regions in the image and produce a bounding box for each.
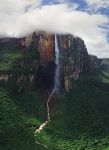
[0,32,91,91]
[0,37,39,91]
[58,35,90,90]
[90,55,102,70]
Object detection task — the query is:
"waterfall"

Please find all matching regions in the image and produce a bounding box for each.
[35,34,60,148]
[54,34,60,93]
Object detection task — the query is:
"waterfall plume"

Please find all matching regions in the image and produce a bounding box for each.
[54,34,60,93]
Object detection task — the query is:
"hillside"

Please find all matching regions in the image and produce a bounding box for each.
[0,33,109,150]
[35,61,109,150]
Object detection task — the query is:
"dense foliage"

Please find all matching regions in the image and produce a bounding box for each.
[0,43,109,149]
[0,87,46,150]
[35,64,109,150]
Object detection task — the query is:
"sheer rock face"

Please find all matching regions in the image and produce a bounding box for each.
[21,32,55,90]
[0,32,91,91]
[57,35,90,90]
[38,33,55,65]
[20,32,55,65]
[21,32,90,91]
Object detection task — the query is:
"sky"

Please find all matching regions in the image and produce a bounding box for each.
[0,0,109,58]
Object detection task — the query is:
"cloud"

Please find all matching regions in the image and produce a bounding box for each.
[0,0,109,58]
[85,0,109,11]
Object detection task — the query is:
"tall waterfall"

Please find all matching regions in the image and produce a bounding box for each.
[35,35,60,147]
[54,34,60,93]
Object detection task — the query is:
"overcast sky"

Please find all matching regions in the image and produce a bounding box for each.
[0,0,109,58]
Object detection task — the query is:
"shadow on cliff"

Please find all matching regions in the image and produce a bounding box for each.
[37,61,56,91]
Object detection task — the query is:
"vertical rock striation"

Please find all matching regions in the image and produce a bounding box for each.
[0,32,91,91]
[57,34,90,90]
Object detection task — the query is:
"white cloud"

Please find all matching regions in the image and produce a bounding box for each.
[85,0,109,11]
[0,0,41,14]
[0,1,109,58]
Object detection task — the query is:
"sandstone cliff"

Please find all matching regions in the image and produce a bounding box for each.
[57,34,90,90]
[0,32,91,91]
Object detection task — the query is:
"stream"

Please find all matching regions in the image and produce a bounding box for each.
[35,90,55,149]
[35,90,54,134]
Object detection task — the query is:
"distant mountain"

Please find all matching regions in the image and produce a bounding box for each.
[89,54,102,69]
[102,58,109,65]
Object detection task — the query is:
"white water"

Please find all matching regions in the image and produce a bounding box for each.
[54,34,60,93]
[35,90,54,134]
[35,91,54,149]
[35,35,60,148]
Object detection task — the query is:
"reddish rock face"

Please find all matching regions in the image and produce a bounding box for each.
[20,32,55,66]
[59,35,69,49]
[21,32,91,91]
[38,33,55,65]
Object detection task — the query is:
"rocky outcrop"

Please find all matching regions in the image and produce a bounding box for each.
[90,55,102,70]
[0,36,39,91]
[101,58,109,69]
[0,32,91,91]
